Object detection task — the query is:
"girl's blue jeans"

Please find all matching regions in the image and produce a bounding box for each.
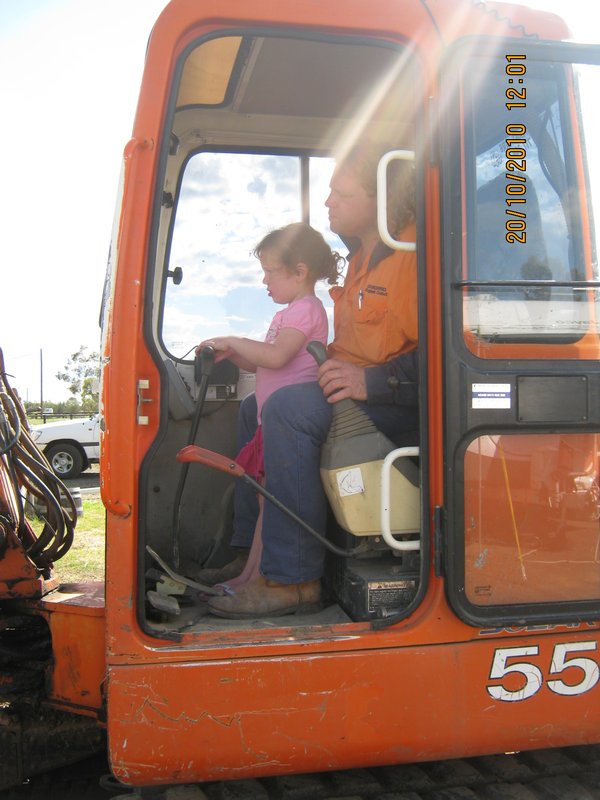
[231,383,418,584]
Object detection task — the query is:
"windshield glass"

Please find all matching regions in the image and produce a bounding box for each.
[161,152,343,358]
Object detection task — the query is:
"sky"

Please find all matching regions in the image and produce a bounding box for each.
[0,0,596,404]
[0,0,168,403]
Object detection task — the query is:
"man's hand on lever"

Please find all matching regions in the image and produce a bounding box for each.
[317,358,367,403]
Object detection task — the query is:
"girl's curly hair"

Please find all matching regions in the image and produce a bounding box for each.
[254,222,343,285]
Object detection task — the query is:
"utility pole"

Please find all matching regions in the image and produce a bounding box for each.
[40,348,44,417]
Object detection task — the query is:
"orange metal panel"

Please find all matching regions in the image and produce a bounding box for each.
[103,570,470,667]
[0,530,57,599]
[107,629,600,787]
[36,583,106,714]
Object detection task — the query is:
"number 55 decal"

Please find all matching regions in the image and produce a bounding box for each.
[487,641,599,702]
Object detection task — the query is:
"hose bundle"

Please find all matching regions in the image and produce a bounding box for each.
[0,348,76,571]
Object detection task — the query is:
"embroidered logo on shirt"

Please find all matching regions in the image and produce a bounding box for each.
[365,284,387,296]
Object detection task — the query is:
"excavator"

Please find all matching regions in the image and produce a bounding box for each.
[1,0,600,797]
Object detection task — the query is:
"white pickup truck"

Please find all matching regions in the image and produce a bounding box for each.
[30,414,100,480]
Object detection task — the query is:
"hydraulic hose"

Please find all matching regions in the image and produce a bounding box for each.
[0,348,76,570]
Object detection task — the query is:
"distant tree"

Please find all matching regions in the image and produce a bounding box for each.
[56,346,100,408]
[55,397,83,416]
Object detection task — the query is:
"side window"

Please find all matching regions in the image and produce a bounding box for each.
[463,432,600,608]
[161,152,343,357]
[462,57,598,348]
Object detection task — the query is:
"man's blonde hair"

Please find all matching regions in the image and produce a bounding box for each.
[336,140,415,237]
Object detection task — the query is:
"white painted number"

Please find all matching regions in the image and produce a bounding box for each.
[487,642,598,702]
[487,646,543,701]
[547,642,600,696]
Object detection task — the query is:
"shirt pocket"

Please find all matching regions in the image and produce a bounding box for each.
[353,287,388,325]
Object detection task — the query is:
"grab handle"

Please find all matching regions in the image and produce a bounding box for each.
[381,446,420,551]
[377,150,416,252]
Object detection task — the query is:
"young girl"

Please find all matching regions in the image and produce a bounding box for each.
[198,222,342,589]
[201,221,342,449]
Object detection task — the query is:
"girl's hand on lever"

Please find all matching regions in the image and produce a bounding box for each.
[197,338,234,363]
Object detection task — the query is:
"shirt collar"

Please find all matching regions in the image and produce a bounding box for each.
[343,237,394,271]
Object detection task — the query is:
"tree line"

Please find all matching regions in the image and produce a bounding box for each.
[25,346,100,415]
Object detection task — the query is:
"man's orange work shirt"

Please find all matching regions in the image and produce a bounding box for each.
[328,223,418,367]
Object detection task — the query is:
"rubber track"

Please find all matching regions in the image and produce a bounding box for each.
[2,745,600,799]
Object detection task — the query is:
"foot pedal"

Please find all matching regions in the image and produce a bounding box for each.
[147,590,181,616]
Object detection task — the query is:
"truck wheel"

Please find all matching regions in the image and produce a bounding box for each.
[45,444,84,480]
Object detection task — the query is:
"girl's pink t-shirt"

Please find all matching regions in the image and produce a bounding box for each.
[255,295,328,422]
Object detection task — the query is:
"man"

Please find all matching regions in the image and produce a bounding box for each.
[205,140,419,618]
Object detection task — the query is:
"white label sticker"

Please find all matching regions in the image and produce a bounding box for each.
[472,383,511,409]
[336,467,365,496]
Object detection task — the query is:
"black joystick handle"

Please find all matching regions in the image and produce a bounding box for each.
[306,340,328,366]
[194,345,215,384]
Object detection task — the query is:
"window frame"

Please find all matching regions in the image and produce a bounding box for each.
[440,38,600,627]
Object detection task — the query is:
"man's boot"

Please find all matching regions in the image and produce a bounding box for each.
[208,575,321,618]
[193,550,249,585]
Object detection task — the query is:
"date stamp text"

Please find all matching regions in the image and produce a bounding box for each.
[505,54,527,243]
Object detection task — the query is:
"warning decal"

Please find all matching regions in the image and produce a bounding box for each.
[472,383,511,409]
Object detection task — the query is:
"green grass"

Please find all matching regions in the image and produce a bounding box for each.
[30,496,106,583]
[57,496,106,583]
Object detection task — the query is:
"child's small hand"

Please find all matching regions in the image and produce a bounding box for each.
[197,338,235,362]
[213,346,235,363]
[198,337,228,352]
[211,345,235,364]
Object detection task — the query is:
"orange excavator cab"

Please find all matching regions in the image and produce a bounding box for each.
[1,0,600,795]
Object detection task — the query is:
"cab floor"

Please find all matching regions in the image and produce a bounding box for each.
[146,596,352,635]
